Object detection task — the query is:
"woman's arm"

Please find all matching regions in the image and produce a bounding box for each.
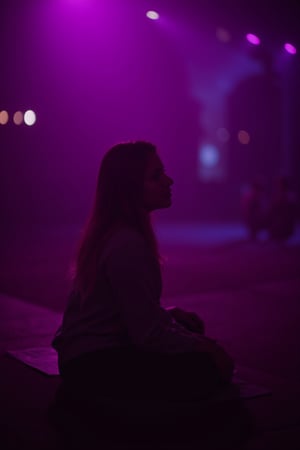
[105,231,207,353]
[105,230,234,381]
[165,306,205,334]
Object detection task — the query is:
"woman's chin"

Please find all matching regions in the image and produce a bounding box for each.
[147,198,172,211]
[160,198,172,209]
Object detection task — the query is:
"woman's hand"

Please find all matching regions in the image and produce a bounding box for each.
[210,344,235,383]
[167,307,205,335]
[167,306,234,382]
[197,337,235,383]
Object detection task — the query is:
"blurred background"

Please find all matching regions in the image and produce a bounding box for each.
[1,0,299,227]
[1,5,300,448]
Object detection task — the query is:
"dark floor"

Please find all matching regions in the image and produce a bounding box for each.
[1,221,300,449]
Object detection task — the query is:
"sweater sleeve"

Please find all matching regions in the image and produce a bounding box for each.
[104,232,203,353]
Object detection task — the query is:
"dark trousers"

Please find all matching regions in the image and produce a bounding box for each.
[59,347,225,405]
[51,348,254,447]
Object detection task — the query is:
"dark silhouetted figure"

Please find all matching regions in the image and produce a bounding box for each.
[241,179,267,241]
[268,176,298,242]
[49,141,253,448]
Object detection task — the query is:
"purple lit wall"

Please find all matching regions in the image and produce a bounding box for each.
[1,0,300,227]
[1,0,196,224]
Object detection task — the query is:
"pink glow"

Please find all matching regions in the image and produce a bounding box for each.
[284,43,297,55]
[246,33,260,45]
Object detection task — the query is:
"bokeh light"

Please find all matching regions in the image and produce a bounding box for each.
[13,111,23,125]
[24,110,36,126]
[146,10,159,20]
[284,43,297,55]
[216,127,230,143]
[246,33,260,45]
[238,130,250,144]
[199,145,220,167]
[216,28,231,43]
[0,110,9,125]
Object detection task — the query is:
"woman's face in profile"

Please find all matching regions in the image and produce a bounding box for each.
[143,152,174,212]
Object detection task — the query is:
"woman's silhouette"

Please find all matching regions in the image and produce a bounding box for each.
[50,141,246,445]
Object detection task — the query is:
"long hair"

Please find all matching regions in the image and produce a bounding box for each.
[72,141,160,300]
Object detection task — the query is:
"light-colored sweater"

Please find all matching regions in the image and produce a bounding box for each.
[52,228,203,368]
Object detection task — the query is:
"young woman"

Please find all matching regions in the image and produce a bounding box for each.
[52,141,234,421]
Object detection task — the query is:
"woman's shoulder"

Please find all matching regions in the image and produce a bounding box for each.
[97,226,160,277]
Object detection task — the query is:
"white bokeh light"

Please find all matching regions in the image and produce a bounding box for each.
[146,10,159,20]
[24,110,36,126]
[199,145,220,168]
